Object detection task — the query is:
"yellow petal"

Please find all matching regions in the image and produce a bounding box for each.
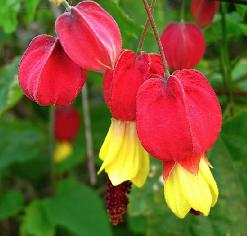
[164,157,219,218]
[99,119,149,187]
[54,142,73,163]
[131,146,150,188]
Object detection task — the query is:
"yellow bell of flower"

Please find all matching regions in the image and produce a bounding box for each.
[54,142,73,163]
[99,118,149,187]
[164,157,218,218]
[50,0,64,6]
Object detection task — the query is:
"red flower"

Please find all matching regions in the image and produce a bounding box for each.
[55,1,122,71]
[191,0,220,27]
[103,50,164,121]
[18,35,86,106]
[136,69,222,173]
[55,106,80,142]
[99,50,163,187]
[161,23,205,70]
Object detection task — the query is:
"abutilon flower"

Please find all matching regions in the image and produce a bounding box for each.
[18,35,86,106]
[54,106,80,162]
[161,22,205,70]
[99,49,163,188]
[136,69,222,218]
[55,1,122,71]
[191,0,220,27]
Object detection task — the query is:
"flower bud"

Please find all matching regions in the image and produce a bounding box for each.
[55,106,80,142]
[161,22,205,70]
[19,35,86,106]
[191,0,220,27]
[55,1,122,71]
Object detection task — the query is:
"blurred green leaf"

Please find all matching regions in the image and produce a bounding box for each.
[0,191,24,220]
[0,0,20,33]
[21,200,55,236]
[46,178,112,236]
[0,57,23,116]
[24,0,40,24]
[0,120,47,175]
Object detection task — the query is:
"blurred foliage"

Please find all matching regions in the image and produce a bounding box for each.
[0,0,246,235]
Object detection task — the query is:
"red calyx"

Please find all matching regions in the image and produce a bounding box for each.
[18,35,86,106]
[161,22,205,70]
[191,0,220,27]
[55,106,80,142]
[55,1,122,71]
[103,50,164,121]
[136,69,222,164]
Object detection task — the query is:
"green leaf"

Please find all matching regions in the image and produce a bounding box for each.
[0,57,23,116]
[0,0,20,34]
[0,120,46,175]
[0,191,24,220]
[21,200,55,236]
[46,178,113,236]
[24,0,40,24]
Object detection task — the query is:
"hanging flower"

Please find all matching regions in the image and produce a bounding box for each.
[53,106,81,163]
[191,0,220,27]
[55,1,122,71]
[161,22,205,70]
[136,69,222,218]
[99,50,163,187]
[55,106,80,142]
[18,35,86,106]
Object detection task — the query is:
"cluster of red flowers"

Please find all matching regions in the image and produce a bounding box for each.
[18,0,222,221]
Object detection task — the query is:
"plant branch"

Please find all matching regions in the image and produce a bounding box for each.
[142,0,170,78]
[63,0,71,11]
[49,106,56,193]
[81,84,97,186]
[220,4,234,112]
[180,0,185,22]
[137,0,156,54]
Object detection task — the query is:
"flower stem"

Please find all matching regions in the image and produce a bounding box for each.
[137,0,156,54]
[49,105,56,193]
[142,0,170,78]
[180,0,185,22]
[220,3,234,114]
[81,84,97,186]
[63,0,71,11]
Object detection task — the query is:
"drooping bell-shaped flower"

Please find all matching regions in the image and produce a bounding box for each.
[53,106,80,163]
[55,1,122,71]
[99,49,164,187]
[136,69,222,218]
[191,0,220,27]
[161,22,205,70]
[54,106,80,142]
[18,35,86,106]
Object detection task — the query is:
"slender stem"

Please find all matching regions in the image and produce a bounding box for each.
[63,0,71,11]
[142,0,170,78]
[137,0,156,54]
[180,0,185,22]
[81,84,97,186]
[220,4,234,114]
[49,106,56,193]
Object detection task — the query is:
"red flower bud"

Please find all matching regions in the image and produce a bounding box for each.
[161,23,205,70]
[103,50,163,121]
[136,69,222,165]
[55,1,122,71]
[18,35,86,106]
[55,106,80,142]
[191,0,220,27]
